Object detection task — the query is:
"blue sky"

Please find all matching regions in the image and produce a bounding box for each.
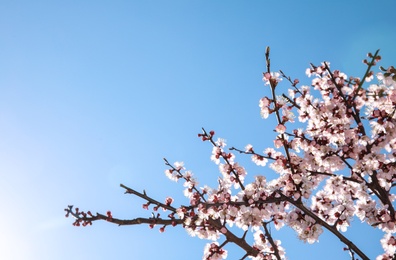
[1,1,395,259]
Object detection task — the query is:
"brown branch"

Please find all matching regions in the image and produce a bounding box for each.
[94,213,183,226]
[207,218,259,258]
[229,146,275,161]
[263,221,281,260]
[369,171,396,220]
[120,184,177,212]
[265,47,298,192]
[352,49,380,104]
[279,193,369,260]
[182,196,287,211]
[281,93,301,109]
[65,205,183,227]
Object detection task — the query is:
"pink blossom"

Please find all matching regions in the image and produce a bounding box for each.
[274,139,283,148]
[275,124,286,134]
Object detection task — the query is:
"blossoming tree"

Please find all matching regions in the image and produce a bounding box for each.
[65,47,396,260]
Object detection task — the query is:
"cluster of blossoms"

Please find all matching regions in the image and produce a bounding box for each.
[66,49,396,260]
[203,242,228,260]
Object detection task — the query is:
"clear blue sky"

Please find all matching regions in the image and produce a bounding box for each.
[1,1,395,259]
